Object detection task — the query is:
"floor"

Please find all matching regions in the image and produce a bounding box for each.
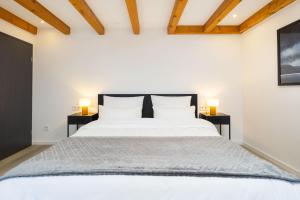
[0,145,51,175]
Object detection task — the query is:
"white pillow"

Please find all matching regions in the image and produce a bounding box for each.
[151,95,191,108]
[99,105,141,120]
[153,106,196,120]
[104,96,144,108]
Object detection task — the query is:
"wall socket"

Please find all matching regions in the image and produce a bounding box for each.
[43,125,49,132]
[72,106,80,111]
[200,106,207,112]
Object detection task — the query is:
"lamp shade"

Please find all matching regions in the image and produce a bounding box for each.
[79,98,91,107]
[207,99,219,107]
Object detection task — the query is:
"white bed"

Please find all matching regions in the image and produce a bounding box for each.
[0,118,299,200]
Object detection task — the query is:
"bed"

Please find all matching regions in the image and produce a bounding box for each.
[0,94,299,200]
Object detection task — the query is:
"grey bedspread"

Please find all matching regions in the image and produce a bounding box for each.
[1,137,299,183]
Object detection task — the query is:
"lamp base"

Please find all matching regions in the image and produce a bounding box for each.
[209,106,217,115]
[82,106,88,115]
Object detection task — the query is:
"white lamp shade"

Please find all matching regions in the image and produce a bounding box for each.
[207,99,219,107]
[79,98,91,107]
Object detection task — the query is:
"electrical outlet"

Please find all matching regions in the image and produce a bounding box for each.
[72,106,79,111]
[200,106,207,112]
[43,125,49,132]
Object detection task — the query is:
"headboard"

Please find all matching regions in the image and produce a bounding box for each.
[98,94,198,118]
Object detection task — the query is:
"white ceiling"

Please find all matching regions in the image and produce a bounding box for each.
[0,0,272,32]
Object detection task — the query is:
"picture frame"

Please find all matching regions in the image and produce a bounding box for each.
[277,19,300,86]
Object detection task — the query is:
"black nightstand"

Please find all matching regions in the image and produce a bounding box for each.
[67,113,98,137]
[199,113,231,140]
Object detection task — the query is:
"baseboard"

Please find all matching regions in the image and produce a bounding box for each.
[32,140,56,145]
[242,142,300,178]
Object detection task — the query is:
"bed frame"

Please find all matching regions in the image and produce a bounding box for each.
[98,94,198,118]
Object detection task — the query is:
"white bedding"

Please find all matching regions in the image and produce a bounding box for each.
[1,119,299,200]
[73,118,219,137]
[1,176,299,200]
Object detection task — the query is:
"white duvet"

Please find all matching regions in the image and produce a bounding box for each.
[1,119,299,200]
[73,118,219,137]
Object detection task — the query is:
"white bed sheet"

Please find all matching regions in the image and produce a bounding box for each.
[73,118,220,137]
[1,119,299,200]
[1,175,299,200]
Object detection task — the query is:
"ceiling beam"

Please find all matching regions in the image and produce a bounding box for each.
[125,0,140,34]
[0,7,37,35]
[239,0,296,33]
[69,0,104,35]
[168,0,188,34]
[172,25,240,34]
[204,0,241,32]
[14,0,70,34]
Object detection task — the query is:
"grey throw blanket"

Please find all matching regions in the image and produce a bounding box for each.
[1,137,299,183]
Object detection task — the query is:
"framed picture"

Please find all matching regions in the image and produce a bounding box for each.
[277,19,300,86]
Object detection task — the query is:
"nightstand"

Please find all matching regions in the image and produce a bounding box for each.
[199,113,231,140]
[67,113,98,137]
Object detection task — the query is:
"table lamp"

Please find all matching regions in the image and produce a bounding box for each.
[79,98,90,115]
[207,99,219,115]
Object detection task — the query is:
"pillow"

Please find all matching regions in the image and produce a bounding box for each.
[99,105,142,120]
[104,96,144,108]
[153,106,196,120]
[151,95,191,108]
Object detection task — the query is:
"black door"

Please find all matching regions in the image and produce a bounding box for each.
[0,32,32,160]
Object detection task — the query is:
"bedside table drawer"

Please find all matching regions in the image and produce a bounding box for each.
[68,114,98,125]
[206,116,230,124]
[68,117,92,124]
[199,113,230,125]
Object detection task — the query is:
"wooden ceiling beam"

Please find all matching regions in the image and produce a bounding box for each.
[0,7,37,35]
[239,0,296,33]
[14,0,70,34]
[204,0,241,32]
[69,0,104,35]
[125,0,140,34]
[168,0,188,34]
[172,25,240,34]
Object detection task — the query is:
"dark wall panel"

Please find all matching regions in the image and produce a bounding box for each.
[0,32,32,160]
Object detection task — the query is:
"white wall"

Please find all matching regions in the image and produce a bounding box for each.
[1,19,244,143]
[31,29,243,143]
[242,2,300,171]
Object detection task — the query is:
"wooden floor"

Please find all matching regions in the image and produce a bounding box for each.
[0,145,50,175]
